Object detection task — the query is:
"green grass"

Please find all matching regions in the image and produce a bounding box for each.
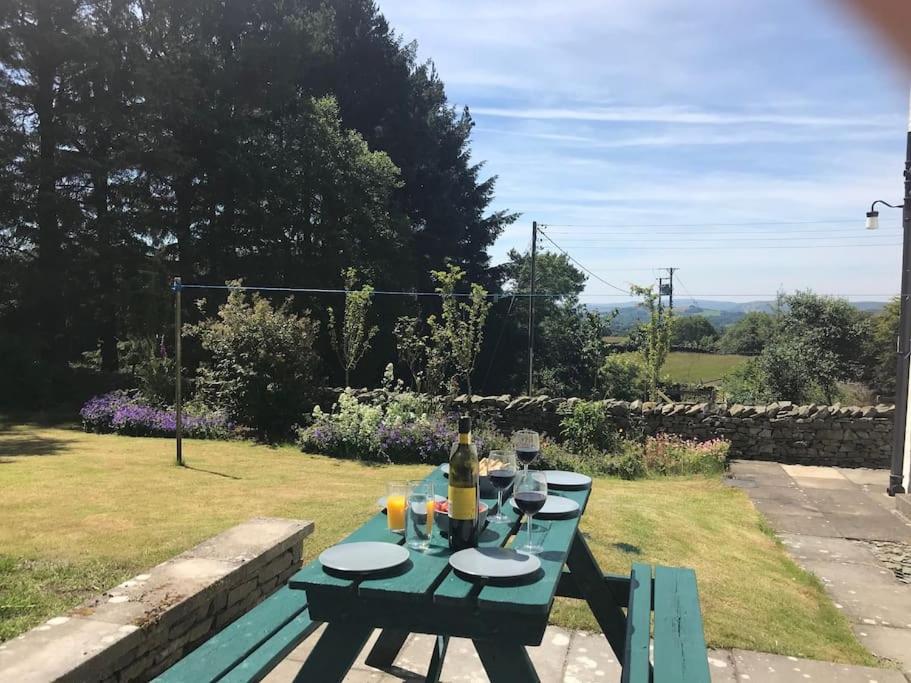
[0,424,875,664]
[619,351,750,386]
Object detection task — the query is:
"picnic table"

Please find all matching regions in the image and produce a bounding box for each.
[285,465,711,682]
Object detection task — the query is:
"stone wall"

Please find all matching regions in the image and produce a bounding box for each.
[0,517,313,683]
[319,388,896,468]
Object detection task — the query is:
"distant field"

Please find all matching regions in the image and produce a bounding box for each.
[620,351,750,385]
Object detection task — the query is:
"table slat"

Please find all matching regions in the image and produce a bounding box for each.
[476,488,589,613]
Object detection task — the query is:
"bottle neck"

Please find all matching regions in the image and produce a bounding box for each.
[458,432,472,445]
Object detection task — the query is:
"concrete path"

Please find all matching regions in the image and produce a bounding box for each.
[262,624,908,682]
[729,461,911,673]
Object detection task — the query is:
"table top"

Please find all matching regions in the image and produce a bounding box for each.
[289,465,591,643]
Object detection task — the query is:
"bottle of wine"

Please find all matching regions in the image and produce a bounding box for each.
[448,415,479,551]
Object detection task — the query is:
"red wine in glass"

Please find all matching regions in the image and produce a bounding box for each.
[516,447,539,467]
[514,491,546,515]
[489,469,516,490]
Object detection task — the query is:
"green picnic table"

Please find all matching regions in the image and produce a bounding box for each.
[284,465,711,682]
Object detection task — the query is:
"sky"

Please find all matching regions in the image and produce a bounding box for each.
[376,0,910,305]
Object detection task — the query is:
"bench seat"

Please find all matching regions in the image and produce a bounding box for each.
[154,586,319,683]
[623,562,710,683]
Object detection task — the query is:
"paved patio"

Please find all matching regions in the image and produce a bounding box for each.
[261,624,908,682]
[728,461,911,674]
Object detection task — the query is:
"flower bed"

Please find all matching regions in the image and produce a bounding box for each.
[80,391,231,439]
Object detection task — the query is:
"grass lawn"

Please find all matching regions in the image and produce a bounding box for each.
[0,423,874,665]
[620,351,750,386]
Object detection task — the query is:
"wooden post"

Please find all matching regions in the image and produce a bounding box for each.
[173,277,183,467]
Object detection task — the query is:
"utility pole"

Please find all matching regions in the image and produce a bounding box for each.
[667,267,676,313]
[527,221,538,396]
[657,277,664,313]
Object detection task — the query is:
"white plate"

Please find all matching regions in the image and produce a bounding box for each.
[542,470,592,490]
[440,463,450,476]
[508,494,580,518]
[377,494,446,510]
[449,547,541,579]
[319,541,409,574]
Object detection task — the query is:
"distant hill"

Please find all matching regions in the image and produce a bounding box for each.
[590,299,889,333]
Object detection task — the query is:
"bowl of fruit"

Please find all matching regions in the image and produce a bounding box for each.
[433,499,489,536]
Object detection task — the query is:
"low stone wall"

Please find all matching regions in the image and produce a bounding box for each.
[0,517,313,683]
[318,388,896,468]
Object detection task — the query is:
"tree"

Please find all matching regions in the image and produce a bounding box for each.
[430,265,492,396]
[631,285,672,401]
[671,315,718,350]
[327,268,378,387]
[393,315,428,392]
[497,248,615,397]
[718,311,775,355]
[870,298,899,395]
[722,292,873,403]
[776,291,871,402]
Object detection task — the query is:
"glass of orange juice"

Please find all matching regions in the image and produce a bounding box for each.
[406,480,434,551]
[386,481,410,532]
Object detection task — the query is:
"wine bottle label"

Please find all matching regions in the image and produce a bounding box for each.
[458,433,471,445]
[448,484,477,520]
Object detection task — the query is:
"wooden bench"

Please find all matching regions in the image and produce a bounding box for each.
[621,563,710,683]
[153,585,319,683]
[155,563,709,683]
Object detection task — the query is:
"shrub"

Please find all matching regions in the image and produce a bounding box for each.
[598,355,645,400]
[639,433,729,476]
[298,389,503,464]
[80,391,231,439]
[187,284,321,439]
[118,337,175,406]
[559,400,622,454]
[299,389,451,463]
[538,438,645,479]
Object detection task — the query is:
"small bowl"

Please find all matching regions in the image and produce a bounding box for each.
[434,501,489,536]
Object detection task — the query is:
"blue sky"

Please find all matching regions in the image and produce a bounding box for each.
[376,0,910,304]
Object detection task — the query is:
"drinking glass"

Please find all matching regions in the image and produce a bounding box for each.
[406,480,434,551]
[487,449,517,524]
[513,469,547,555]
[386,481,410,533]
[513,429,541,472]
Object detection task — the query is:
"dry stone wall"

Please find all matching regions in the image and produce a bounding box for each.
[0,517,313,683]
[319,388,895,468]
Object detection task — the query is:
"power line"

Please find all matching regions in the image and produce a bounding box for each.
[177,283,565,299]
[542,218,888,228]
[549,234,901,243]
[545,226,902,235]
[542,242,902,251]
[536,227,632,294]
[574,292,897,298]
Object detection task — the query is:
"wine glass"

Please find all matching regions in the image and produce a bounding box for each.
[513,469,547,555]
[513,429,540,473]
[487,449,517,524]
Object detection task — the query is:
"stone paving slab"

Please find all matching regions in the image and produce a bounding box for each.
[730,649,907,682]
[838,468,891,488]
[779,534,883,567]
[754,506,841,536]
[798,558,911,627]
[261,626,906,682]
[855,625,911,673]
